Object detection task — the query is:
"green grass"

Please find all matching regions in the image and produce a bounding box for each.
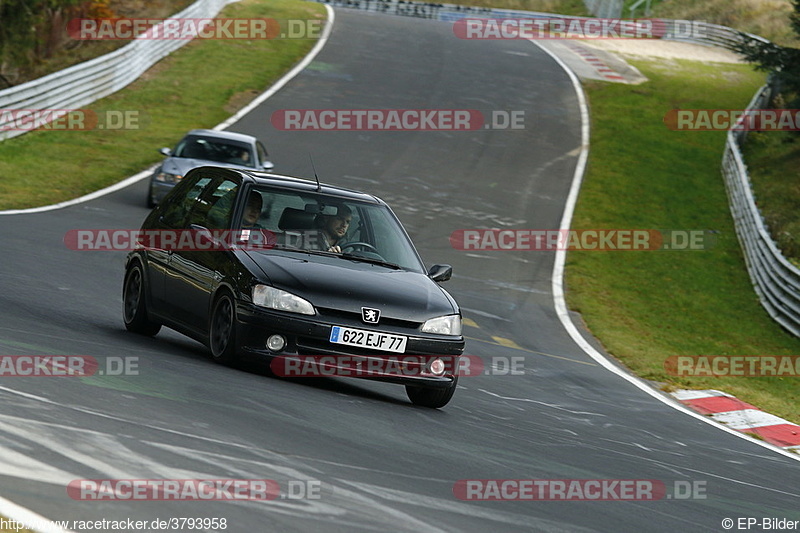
[0,0,325,210]
[566,59,800,424]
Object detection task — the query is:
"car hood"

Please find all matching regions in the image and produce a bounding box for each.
[243,251,458,322]
[162,157,257,175]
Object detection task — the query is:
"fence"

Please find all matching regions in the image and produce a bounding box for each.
[0,0,236,141]
[584,0,622,19]
[722,84,800,337]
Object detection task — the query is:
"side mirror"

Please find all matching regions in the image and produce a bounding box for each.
[159,147,172,157]
[262,160,275,171]
[428,264,452,282]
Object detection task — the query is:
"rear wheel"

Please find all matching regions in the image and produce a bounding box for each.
[123,264,161,336]
[406,375,458,408]
[209,292,238,364]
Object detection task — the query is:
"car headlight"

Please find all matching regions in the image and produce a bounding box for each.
[253,285,315,315]
[155,171,182,183]
[421,315,462,335]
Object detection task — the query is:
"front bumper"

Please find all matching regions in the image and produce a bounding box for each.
[149,178,177,205]
[236,303,464,388]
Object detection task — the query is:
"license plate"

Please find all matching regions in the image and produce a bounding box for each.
[329,326,407,353]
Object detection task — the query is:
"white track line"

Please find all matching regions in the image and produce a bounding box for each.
[531,39,800,463]
[0,5,335,216]
[0,495,76,533]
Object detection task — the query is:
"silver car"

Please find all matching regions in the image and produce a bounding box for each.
[147,129,274,207]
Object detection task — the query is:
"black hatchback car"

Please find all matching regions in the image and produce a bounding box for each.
[124,166,464,407]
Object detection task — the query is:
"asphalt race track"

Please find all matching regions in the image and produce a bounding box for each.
[0,9,798,533]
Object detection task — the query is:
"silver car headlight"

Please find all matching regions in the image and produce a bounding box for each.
[421,314,462,335]
[155,171,182,183]
[253,285,315,315]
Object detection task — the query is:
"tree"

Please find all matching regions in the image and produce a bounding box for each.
[734,0,800,104]
[0,0,86,86]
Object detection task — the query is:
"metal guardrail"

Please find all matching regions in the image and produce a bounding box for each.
[584,0,622,19]
[0,0,235,141]
[722,84,800,337]
[662,20,770,48]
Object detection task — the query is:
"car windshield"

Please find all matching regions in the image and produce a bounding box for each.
[241,186,426,273]
[173,135,255,168]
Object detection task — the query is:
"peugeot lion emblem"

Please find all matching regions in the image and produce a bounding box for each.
[361,307,381,324]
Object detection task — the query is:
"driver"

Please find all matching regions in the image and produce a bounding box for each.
[315,204,352,253]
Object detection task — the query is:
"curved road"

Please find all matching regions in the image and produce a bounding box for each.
[0,9,798,533]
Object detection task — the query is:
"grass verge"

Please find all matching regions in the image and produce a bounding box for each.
[566,59,800,424]
[0,0,325,210]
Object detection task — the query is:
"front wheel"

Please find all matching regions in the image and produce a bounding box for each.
[406,375,458,408]
[209,292,238,365]
[123,264,161,336]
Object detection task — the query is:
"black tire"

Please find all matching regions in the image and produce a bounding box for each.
[209,292,239,364]
[123,264,161,336]
[406,375,458,408]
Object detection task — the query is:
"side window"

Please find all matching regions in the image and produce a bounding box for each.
[193,179,240,229]
[160,177,213,228]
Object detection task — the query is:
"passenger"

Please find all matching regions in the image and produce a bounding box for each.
[241,191,276,249]
[242,191,264,230]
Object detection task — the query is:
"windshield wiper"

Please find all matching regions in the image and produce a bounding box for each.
[341,253,403,270]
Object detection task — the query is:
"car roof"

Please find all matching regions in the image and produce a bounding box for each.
[184,129,257,144]
[242,170,383,204]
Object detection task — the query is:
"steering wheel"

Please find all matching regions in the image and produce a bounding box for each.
[341,242,380,254]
